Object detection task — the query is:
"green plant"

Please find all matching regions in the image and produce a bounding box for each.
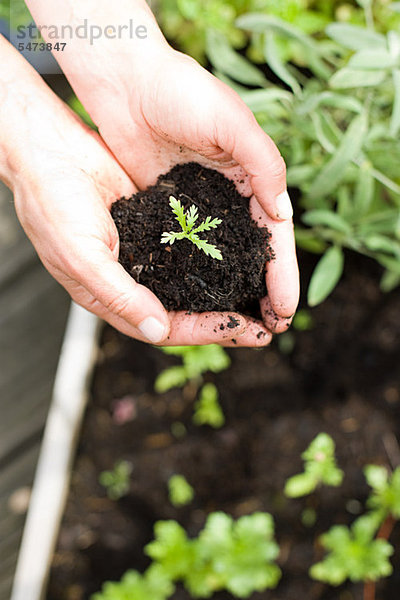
[364,464,400,519]
[193,382,225,428]
[99,460,132,501]
[203,6,400,303]
[92,512,281,599]
[161,196,223,260]
[154,344,230,393]
[146,512,281,597]
[91,564,174,600]
[310,513,394,585]
[168,474,195,507]
[284,432,344,497]
[310,464,400,594]
[158,0,398,65]
[155,344,229,429]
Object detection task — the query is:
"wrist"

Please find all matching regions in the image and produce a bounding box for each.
[24,1,170,93]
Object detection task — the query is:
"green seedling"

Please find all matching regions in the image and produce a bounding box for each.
[155,344,230,393]
[364,464,400,520]
[92,512,281,599]
[168,474,194,507]
[155,345,230,430]
[284,433,344,497]
[193,382,225,428]
[91,564,174,600]
[310,513,393,586]
[99,460,132,501]
[146,512,281,598]
[161,196,223,260]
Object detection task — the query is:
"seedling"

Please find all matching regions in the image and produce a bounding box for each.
[91,564,174,600]
[161,196,223,260]
[284,433,344,498]
[155,345,230,393]
[310,513,394,586]
[92,511,281,599]
[364,464,400,520]
[99,460,132,501]
[155,345,229,430]
[146,511,281,597]
[193,382,225,428]
[168,474,194,507]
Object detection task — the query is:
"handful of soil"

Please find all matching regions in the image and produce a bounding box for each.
[111,162,273,313]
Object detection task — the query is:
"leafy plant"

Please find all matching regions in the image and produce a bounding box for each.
[310,513,394,585]
[99,460,132,501]
[309,463,400,592]
[91,564,174,600]
[93,511,281,599]
[161,196,223,260]
[193,382,225,428]
[364,464,400,520]
[146,512,281,597]
[154,344,230,393]
[203,6,400,303]
[284,432,344,497]
[168,474,195,507]
[158,0,400,65]
[155,344,229,430]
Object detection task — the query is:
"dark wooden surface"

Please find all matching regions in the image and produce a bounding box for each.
[0,182,70,600]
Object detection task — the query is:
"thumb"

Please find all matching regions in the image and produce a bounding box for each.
[217,89,293,222]
[73,244,171,343]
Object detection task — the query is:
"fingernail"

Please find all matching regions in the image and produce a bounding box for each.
[276,190,293,220]
[139,316,167,343]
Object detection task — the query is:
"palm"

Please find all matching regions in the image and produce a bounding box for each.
[96,50,299,331]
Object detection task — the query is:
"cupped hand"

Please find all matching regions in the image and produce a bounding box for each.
[75,47,300,335]
[11,91,264,345]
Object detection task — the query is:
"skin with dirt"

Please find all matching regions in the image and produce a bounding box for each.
[47,252,400,600]
[111,162,272,313]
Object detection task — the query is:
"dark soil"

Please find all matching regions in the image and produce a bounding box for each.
[111,162,272,313]
[47,250,400,600]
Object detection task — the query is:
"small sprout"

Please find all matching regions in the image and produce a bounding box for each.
[161,196,223,260]
[364,465,400,520]
[99,460,132,501]
[284,433,344,498]
[168,474,194,507]
[91,564,174,600]
[310,513,393,586]
[145,512,281,597]
[193,383,225,428]
[154,345,230,393]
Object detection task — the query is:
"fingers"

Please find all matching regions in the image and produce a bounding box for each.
[216,88,293,222]
[67,245,171,344]
[250,196,299,323]
[260,296,293,334]
[219,318,273,347]
[161,312,272,347]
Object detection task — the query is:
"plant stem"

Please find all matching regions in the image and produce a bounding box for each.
[363,514,396,600]
[376,514,396,541]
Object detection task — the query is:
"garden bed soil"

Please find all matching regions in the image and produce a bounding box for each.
[111,162,271,313]
[47,251,400,600]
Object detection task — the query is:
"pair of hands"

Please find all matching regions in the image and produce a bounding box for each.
[3,26,299,347]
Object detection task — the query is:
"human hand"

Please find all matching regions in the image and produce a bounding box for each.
[73,46,300,335]
[22,0,300,343]
[1,38,265,346]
